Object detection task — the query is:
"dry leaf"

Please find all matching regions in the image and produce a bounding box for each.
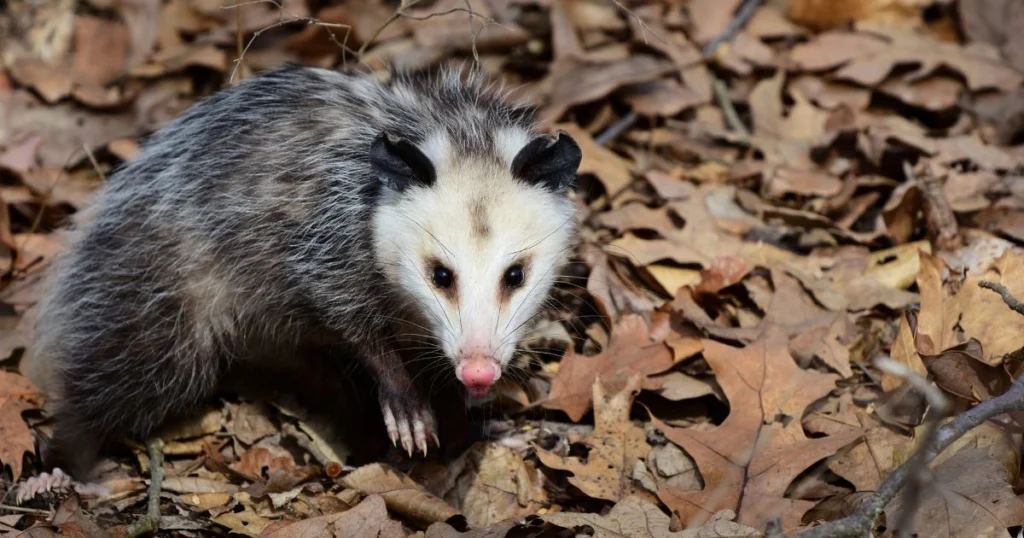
[536,374,652,502]
[542,496,758,538]
[544,314,673,421]
[260,494,405,538]
[341,463,461,527]
[655,327,859,529]
[541,55,673,122]
[886,447,1024,537]
[445,443,547,528]
[0,371,44,480]
[790,26,1023,92]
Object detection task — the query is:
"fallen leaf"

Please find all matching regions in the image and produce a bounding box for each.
[0,371,44,480]
[445,443,547,528]
[541,55,673,122]
[536,374,652,502]
[71,16,130,87]
[655,327,859,529]
[886,447,1024,537]
[687,0,743,45]
[1,90,138,168]
[260,494,406,538]
[542,496,758,537]
[341,463,462,528]
[230,403,279,446]
[7,59,74,104]
[789,26,1023,92]
[544,314,673,421]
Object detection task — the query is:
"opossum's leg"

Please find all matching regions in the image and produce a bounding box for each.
[125,438,164,537]
[364,347,437,456]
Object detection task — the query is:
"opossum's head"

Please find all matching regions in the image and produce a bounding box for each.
[371,128,582,396]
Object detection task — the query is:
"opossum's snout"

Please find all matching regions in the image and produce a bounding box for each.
[454,350,501,396]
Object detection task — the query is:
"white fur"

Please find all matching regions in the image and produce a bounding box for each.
[493,128,532,169]
[372,156,575,376]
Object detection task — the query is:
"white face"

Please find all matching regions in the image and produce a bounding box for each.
[372,132,577,395]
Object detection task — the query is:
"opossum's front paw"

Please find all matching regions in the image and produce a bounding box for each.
[379,389,438,457]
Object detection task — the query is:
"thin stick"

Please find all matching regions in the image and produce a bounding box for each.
[594,112,638,146]
[702,0,763,58]
[711,74,749,135]
[978,281,1024,316]
[0,504,52,515]
[793,289,1024,538]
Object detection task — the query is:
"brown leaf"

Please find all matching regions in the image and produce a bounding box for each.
[7,59,74,104]
[541,496,758,538]
[229,402,278,446]
[921,339,1009,402]
[886,446,1024,537]
[789,26,1023,92]
[622,78,705,117]
[0,134,42,173]
[1,90,138,168]
[541,56,674,122]
[71,16,130,87]
[787,0,929,31]
[260,494,405,538]
[0,371,44,480]
[655,327,859,529]
[341,463,461,527]
[444,443,547,528]
[536,375,652,502]
[687,0,743,45]
[544,314,673,421]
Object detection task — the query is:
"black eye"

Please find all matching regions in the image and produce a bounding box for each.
[504,265,525,289]
[432,265,453,289]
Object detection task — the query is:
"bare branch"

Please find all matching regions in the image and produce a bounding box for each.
[978,281,1024,316]
[702,0,763,58]
[223,0,357,83]
[874,357,948,538]
[792,293,1024,538]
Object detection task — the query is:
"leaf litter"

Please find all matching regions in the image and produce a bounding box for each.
[2,0,1024,537]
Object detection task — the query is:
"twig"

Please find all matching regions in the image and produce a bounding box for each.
[792,285,1024,538]
[874,357,949,538]
[224,0,356,83]
[978,281,1024,316]
[235,0,245,83]
[0,503,52,516]
[711,74,749,135]
[608,0,666,46]
[358,1,503,62]
[594,112,638,146]
[702,0,763,58]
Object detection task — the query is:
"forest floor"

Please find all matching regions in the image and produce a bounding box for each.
[3,0,1024,536]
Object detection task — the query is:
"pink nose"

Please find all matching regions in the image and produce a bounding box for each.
[459,356,497,396]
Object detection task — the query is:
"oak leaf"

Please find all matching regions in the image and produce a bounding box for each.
[655,327,859,529]
[341,463,461,528]
[541,496,758,538]
[444,443,547,528]
[536,375,652,502]
[0,371,44,481]
[544,314,673,421]
[790,25,1022,92]
[259,494,405,538]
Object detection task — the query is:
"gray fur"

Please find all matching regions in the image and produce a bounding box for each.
[28,63,552,475]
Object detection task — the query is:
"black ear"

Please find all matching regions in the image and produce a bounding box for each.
[369,132,436,192]
[510,131,582,192]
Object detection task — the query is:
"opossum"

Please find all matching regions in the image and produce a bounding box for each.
[25,63,582,478]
